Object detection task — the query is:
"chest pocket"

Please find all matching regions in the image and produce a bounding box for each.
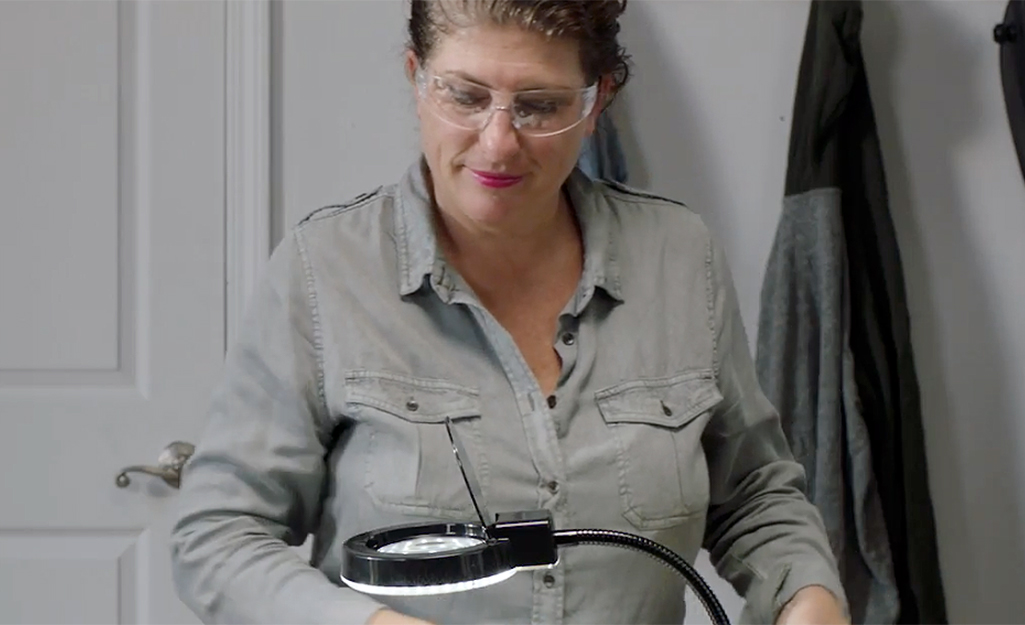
[345,371,486,519]
[595,370,723,530]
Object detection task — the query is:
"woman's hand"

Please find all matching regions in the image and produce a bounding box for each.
[774,585,849,625]
[365,607,436,625]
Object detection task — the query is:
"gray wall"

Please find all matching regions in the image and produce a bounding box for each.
[275,1,1025,622]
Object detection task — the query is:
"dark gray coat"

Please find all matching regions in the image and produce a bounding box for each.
[756,1,949,623]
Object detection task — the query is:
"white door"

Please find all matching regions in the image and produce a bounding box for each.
[0,1,230,622]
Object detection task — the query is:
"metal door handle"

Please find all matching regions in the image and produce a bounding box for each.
[115,441,195,489]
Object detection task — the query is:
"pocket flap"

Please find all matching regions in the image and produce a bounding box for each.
[595,370,723,428]
[344,371,481,423]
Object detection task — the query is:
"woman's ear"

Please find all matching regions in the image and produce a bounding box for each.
[404,49,419,84]
[585,75,614,135]
[405,50,423,122]
[598,75,616,112]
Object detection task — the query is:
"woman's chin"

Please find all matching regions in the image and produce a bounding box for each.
[434,174,537,229]
[460,201,519,228]
[455,185,525,223]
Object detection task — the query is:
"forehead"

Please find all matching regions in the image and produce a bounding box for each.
[428,23,585,90]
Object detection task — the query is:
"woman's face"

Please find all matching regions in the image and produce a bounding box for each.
[407,22,601,232]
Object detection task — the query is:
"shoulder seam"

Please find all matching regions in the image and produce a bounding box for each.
[296,186,385,228]
[600,179,688,209]
[705,237,719,384]
[292,227,331,443]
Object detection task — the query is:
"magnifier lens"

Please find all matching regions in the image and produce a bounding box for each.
[377,535,485,555]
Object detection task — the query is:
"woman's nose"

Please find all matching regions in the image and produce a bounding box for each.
[477,107,522,158]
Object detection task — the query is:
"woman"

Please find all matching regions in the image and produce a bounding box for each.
[171,1,850,624]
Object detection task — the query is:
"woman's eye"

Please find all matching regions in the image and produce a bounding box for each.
[516,98,565,116]
[448,88,487,107]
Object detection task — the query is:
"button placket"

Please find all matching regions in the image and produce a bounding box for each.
[552,317,579,376]
[467,303,567,517]
[534,566,563,625]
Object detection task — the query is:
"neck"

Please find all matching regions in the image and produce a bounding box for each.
[433,191,582,292]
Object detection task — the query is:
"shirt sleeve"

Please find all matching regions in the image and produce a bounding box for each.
[700,236,849,624]
[169,229,386,625]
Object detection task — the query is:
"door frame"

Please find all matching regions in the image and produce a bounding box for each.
[226,0,272,348]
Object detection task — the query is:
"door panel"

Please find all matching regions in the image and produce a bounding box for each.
[0,1,226,622]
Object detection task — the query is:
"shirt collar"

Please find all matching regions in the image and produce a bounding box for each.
[564,166,624,306]
[395,158,440,297]
[395,158,623,306]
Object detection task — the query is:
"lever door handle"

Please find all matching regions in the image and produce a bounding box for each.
[115,441,195,489]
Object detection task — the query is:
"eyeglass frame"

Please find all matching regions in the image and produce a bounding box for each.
[413,67,602,138]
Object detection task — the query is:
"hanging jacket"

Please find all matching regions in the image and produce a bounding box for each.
[755,1,948,623]
[997,0,1025,182]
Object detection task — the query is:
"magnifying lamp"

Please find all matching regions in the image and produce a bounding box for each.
[341,418,731,625]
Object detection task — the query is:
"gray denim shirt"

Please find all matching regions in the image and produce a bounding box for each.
[170,160,846,625]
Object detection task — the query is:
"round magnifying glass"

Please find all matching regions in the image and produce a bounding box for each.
[340,521,517,596]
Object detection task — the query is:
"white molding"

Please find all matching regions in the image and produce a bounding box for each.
[225,0,272,348]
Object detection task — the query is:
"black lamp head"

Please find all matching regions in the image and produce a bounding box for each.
[341,509,558,596]
[340,419,557,595]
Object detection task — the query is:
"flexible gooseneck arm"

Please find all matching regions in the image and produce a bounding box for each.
[552,529,731,625]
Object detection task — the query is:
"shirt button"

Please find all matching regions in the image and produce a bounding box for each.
[561,332,576,346]
[547,395,557,409]
[406,399,419,412]
[543,573,556,588]
[546,481,559,494]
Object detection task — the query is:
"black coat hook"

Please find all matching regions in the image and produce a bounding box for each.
[995,21,1018,44]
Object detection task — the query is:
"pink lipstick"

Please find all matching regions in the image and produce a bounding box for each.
[469,169,523,188]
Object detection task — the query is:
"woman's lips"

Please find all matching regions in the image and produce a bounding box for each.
[469,169,523,188]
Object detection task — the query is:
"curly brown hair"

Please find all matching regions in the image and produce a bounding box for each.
[407,0,631,102]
